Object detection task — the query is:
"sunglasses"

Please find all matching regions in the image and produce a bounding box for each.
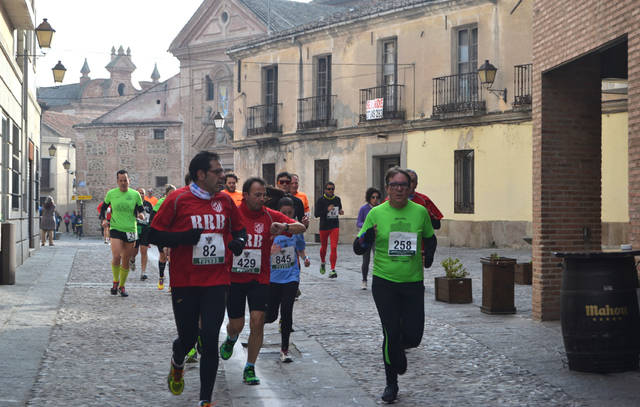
[371,195,380,199]
[326,187,335,191]
[278,180,291,185]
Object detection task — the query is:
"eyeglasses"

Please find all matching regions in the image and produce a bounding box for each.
[388,182,409,189]
[326,187,335,191]
[278,180,291,185]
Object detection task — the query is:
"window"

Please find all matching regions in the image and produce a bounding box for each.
[315,55,332,121]
[153,129,165,140]
[454,150,474,213]
[314,159,329,205]
[456,26,478,75]
[11,123,20,210]
[237,61,242,93]
[262,163,275,187]
[40,158,51,190]
[221,11,229,24]
[205,75,214,101]
[381,38,397,86]
[263,66,278,106]
[118,83,125,96]
[155,176,168,188]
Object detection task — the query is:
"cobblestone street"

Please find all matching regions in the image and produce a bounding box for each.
[2,235,640,406]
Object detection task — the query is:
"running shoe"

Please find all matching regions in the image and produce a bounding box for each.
[110,281,119,295]
[381,383,399,403]
[167,360,185,395]
[219,337,236,360]
[119,286,129,297]
[243,365,260,385]
[280,350,293,363]
[129,258,136,271]
[329,270,337,279]
[198,401,214,407]
[140,274,148,281]
[158,277,165,290]
[295,288,301,298]
[319,263,326,275]
[185,347,198,363]
[361,280,367,290]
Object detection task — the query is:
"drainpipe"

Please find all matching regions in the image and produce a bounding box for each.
[294,36,304,100]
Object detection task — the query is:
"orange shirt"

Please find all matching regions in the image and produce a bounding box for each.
[144,196,158,207]
[295,191,310,214]
[222,189,243,207]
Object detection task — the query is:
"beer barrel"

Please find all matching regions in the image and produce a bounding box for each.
[556,251,640,373]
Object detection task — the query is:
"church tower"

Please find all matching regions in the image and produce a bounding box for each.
[105,45,137,96]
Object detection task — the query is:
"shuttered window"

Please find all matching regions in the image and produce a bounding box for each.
[454,150,474,213]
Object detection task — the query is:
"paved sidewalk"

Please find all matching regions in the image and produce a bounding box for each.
[1,235,640,406]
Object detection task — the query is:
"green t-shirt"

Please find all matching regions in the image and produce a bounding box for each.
[153,197,166,212]
[104,187,143,233]
[358,200,434,283]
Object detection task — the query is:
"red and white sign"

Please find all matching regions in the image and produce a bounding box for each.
[366,98,384,120]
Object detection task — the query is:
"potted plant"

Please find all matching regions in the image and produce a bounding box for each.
[480,253,517,314]
[435,257,472,303]
[515,261,532,285]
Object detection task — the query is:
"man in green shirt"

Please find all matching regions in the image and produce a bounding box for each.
[99,169,145,297]
[354,167,436,404]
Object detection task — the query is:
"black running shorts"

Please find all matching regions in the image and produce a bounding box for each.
[227,281,269,318]
[110,229,137,243]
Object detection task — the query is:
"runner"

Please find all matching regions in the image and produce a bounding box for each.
[144,188,158,207]
[99,169,145,298]
[314,181,343,278]
[353,166,436,403]
[290,174,310,216]
[356,187,381,290]
[273,172,307,226]
[151,184,176,290]
[221,173,243,207]
[219,177,305,385]
[132,187,154,280]
[148,151,247,407]
[265,197,310,363]
[63,211,70,233]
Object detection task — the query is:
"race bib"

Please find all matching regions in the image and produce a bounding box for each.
[192,233,225,265]
[271,245,296,270]
[232,249,261,274]
[388,232,417,256]
[327,207,339,219]
[125,231,137,242]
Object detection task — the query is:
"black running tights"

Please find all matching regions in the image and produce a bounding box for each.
[171,285,227,401]
[371,275,424,385]
[265,281,299,351]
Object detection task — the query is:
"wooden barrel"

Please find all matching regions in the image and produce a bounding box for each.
[557,251,640,373]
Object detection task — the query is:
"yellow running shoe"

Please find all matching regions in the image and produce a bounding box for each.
[167,360,184,395]
[158,277,164,290]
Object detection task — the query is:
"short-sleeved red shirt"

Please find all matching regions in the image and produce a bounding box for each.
[150,186,244,287]
[231,202,295,285]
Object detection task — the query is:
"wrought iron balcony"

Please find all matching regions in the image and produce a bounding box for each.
[297,95,337,130]
[432,72,486,118]
[513,63,532,107]
[247,103,282,136]
[359,84,405,122]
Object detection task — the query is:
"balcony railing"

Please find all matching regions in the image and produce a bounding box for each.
[359,84,405,122]
[298,95,337,130]
[513,63,532,107]
[432,72,485,118]
[247,103,282,136]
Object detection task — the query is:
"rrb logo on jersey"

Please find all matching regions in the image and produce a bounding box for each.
[211,200,222,213]
[254,223,264,234]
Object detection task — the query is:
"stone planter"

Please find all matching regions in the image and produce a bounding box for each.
[480,257,516,314]
[434,277,472,303]
[515,262,532,285]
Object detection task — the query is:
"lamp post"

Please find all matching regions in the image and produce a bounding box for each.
[35,18,55,49]
[477,59,507,102]
[52,61,66,84]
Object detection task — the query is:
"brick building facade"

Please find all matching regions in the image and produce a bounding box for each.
[532,0,638,320]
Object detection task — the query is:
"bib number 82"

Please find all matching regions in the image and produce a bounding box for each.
[202,244,217,257]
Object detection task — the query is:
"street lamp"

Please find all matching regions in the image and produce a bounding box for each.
[213,112,225,129]
[35,18,55,49]
[477,59,507,102]
[62,160,71,171]
[52,61,66,83]
[48,144,57,157]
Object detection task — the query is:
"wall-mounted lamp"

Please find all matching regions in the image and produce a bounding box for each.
[48,144,57,157]
[52,61,67,83]
[62,160,75,174]
[213,112,225,129]
[35,18,56,49]
[478,60,507,102]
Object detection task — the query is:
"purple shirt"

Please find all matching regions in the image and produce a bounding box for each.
[357,203,373,228]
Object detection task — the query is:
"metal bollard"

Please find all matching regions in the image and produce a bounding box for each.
[0,222,16,285]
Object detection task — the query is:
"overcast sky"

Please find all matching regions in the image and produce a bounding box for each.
[35,0,311,88]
